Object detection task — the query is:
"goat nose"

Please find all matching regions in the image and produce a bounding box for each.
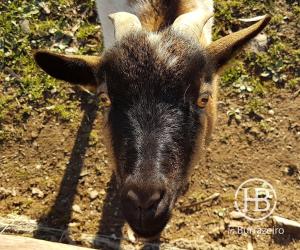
[127,188,164,211]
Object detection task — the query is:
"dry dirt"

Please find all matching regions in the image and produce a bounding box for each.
[1,89,300,250]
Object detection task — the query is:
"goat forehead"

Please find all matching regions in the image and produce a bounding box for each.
[103,30,206,94]
[128,102,184,128]
[110,102,200,179]
[112,104,197,170]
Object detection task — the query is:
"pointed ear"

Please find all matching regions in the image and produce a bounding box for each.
[207,15,271,70]
[34,50,102,87]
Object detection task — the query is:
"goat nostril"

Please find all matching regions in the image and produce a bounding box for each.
[126,189,164,211]
[146,191,162,210]
[127,190,139,205]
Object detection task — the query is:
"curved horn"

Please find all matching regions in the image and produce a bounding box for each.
[172,11,213,42]
[108,12,142,41]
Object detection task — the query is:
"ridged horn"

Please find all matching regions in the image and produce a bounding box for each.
[172,11,213,41]
[108,12,142,41]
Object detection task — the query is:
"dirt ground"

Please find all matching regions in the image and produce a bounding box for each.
[1,0,299,250]
[2,89,300,250]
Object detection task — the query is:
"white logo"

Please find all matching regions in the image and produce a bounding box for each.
[234,178,277,221]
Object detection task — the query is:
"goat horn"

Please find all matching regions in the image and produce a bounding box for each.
[108,12,142,41]
[172,11,214,42]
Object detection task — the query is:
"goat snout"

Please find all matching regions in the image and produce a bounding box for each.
[127,189,163,212]
[121,178,171,237]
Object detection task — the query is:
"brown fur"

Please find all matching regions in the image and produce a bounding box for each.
[134,0,203,31]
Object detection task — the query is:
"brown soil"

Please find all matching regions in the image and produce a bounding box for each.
[1,89,299,250]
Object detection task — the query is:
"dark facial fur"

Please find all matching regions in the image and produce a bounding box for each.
[100,29,209,237]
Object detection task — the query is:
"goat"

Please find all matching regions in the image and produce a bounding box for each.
[34,0,270,238]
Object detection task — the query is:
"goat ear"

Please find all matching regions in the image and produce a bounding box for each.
[34,50,102,87]
[207,15,271,70]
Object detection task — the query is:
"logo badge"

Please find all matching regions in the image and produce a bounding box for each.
[234,178,277,221]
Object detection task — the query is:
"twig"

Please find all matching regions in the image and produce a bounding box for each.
[179,192,220,210]
[292,89,300,99]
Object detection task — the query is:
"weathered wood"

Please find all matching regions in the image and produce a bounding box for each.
[0,235,95,250]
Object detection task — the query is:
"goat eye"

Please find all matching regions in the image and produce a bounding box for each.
[99,93,111,107]
[197,93,210,108]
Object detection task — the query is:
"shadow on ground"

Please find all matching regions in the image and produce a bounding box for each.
[33,93,160,249]
[33,93,102,242]
[93,175,125,249]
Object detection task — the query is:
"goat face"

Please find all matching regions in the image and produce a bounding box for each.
[34,12,270,238]
[102,30,207,237]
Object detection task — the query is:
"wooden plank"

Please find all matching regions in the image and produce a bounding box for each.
[0,235,95,250]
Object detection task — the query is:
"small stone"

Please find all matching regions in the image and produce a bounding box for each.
[31,131,39,139]
[89,190,99,200]
[72,204,82,214]
[31,187,44,198]
[229,211,245,220]
[50,88,57,94]
[39,2,51,14]
[217,209,226,218]
[20,19,31,34]
[250,33,268,52]
[80,169,89,177]
[268,109,275,115]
